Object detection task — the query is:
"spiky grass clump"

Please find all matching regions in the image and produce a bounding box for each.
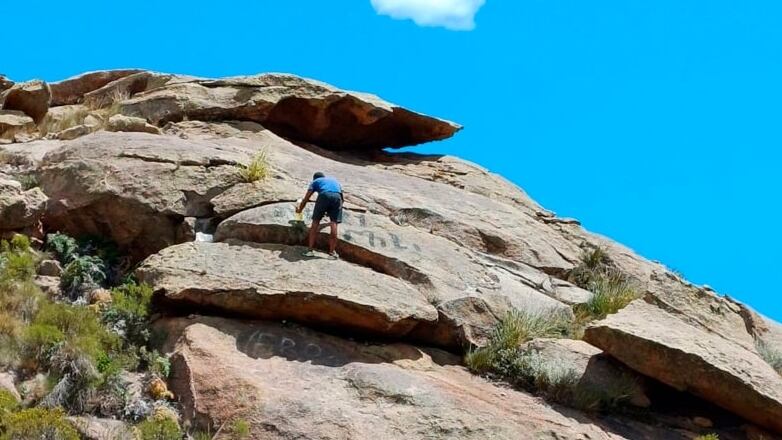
[757,340,782,376]
[465,309,642,411]
[238,150,270,183]
[465,310,572,373]
[568,248,640,325]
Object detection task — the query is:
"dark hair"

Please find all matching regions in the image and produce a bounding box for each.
[313,172,325,180]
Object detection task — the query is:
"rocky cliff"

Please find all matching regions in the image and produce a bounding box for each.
[0,69,780,439]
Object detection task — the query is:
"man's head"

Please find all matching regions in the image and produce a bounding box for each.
[313,172,325,180]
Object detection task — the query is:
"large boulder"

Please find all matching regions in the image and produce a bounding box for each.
[520,338,651,408]
[0,110,35,141]
[156,316,676,440]
[49,69,143,105]
[105,114,160,134]
[137,241,438,337]
[119,73,461,149]
[0,178,47,231]
[216,202,581,348]
[37,131,255,259]
[0,80,51,123]
[584,300,782,434]
[0,76,12,93]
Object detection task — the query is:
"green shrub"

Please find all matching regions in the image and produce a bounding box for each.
[26,302,117,370]
[14,175,38,191]
[0,236,37,283]
[576,274,639,321]
[0,390,18,416]
[135,416,182,440]
[0,407,80,440]
[45,233,78,265]
[694,435,719,440]
[237,150,270,183]
[568,248,640,324]
[757,341,782,376]
[60,255,106,299]
[229,419,251,439]
[465,310,572,373]
[102,281,153,346]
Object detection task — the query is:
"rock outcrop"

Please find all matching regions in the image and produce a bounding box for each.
[49,69,143,106]
[0,177,47,232]
[2,69,780,438]
[0,110,35,141]
[584,300,782,433]
[136,241,438,337]
[158,316,700,440]
[0,80,51,123]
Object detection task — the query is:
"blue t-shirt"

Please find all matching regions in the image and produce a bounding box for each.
[308,176,342,194]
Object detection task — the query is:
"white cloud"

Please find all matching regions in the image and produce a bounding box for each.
[370,0,486,31]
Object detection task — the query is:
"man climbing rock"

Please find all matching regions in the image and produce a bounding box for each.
[296,172,343,259]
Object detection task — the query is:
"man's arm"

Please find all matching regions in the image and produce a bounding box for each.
[296,190,314,213]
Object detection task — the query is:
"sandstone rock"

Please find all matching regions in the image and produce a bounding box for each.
[34,275,61,297]
[38,131,253,259]
[137,241,438,337]
[0,110,35,141]
[216,202,575,348]
[0,80,51,123]
[82,71,185,108]
[584,300,782,434]
[0,76,12,93]
[106,114,160,134]
[0,372,20,401]
[520,338,651,408]
[50,69,143,105]
[51,124,93,140]
[37,259,62,277]
[120,73,461,149]
[0,178,47,231]
[156,316,644,440]
[68,417,133,440]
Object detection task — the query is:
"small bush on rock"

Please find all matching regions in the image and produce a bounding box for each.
[0,407,80,440]
[568,248,640,324]
[465,310,572,373]
[102,281,153,346]
[60,255,106,299]
[757,341,782,376]
[135,414,181,440]
[45,233,79,266]
[0,390,18,416]
[238,150,270,183]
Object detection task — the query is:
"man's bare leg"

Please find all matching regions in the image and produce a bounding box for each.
[329,222,339,255]
[308,219,319,250]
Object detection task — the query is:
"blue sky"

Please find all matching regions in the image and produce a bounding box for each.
[3,1,779,320]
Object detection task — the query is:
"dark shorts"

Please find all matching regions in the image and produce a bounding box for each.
[312,192,343,223]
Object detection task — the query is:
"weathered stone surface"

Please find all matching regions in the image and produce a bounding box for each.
[584,300,782,434]
[0,178,47,231]
[216,202,577,348]
[106,114,160,134]
[37,259,62,277]
[0,110,35,141]
[157,316,649,440]
[520,338,651,408]
[37,131,256,259]
[0,80,51,123]
[137,241,438,337]
[33,275,61,297]
[51,124,93,140]
[50,69,143,105]
[0,76,12,93]
[120,73,461,149]
[68,416,133,440]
